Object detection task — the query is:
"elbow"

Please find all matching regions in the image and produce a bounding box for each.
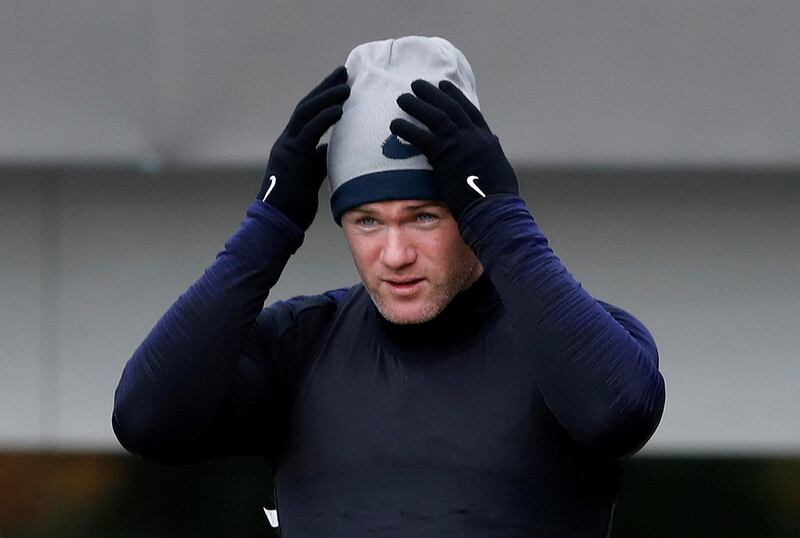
[112,385,222,465]
[572,374,666,460]
[112,393,191,465]
[112,396,161,461]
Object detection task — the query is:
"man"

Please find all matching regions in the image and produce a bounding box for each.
[113,37,665,537]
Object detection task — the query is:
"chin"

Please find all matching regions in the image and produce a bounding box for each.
[373,296,447,325]
[381,307,440,325]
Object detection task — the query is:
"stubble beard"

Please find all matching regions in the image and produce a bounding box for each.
[365,260,482,325]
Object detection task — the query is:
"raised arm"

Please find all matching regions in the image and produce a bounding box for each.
[113,202,300,463]
[112,67,350,464]
[459,196,664,458]
[390,79,665,459]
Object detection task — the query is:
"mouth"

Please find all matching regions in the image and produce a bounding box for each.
[383,277,425,296]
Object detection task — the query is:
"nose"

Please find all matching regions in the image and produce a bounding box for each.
[380,226,417,269]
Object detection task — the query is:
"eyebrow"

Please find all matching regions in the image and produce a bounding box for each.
[404,201,445,211]
[353,201,445,214]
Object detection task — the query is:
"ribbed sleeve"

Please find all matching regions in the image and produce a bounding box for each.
[459,195,666,459]
[112,201,304,463]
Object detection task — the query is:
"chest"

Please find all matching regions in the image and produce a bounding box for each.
[279,313,559,476]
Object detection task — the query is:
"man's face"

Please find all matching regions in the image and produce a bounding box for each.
[341,200,483,325]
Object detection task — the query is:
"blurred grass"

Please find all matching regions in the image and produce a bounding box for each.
[613,457,800,537]
[1,452,798,537]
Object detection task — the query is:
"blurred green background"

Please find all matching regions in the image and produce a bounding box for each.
[1,453,798,537]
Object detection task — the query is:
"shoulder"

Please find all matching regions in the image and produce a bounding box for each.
[254,285,357,342]
[243,285,361,382]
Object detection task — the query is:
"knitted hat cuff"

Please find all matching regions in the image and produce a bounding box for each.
[330,169,441,224]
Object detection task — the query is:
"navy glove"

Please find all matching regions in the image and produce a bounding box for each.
[389,79,518,221]
[258,66,350,230]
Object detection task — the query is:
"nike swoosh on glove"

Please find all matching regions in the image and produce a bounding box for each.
[389,79,518,221]
[258,66,350,231]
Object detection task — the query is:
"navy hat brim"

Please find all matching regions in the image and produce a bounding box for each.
[331,169,442,225]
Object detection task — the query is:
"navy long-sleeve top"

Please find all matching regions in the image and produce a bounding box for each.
[113,195,665,537]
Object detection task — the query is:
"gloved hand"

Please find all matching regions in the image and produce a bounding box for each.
[258,66,350,230]
[389,79,518,221]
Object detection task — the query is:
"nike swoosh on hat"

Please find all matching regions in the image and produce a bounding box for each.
[382,134,423,160]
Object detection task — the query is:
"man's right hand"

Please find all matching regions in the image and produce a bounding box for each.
[258,66,350,231]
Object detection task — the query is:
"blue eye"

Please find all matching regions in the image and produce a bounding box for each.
[358,216,377,226]
[417,212,437,223]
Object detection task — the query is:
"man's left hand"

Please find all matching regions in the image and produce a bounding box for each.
[390,79,519,220]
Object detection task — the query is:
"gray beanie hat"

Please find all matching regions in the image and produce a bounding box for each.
[328,36,480,224]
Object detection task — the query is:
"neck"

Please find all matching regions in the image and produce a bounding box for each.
[377,273,499,354]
